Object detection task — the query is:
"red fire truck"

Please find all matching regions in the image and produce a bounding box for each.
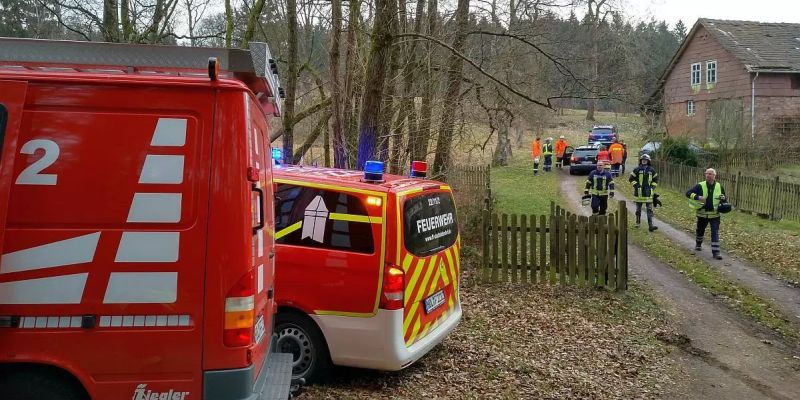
[0,38,292,400]
[271,160,462,382]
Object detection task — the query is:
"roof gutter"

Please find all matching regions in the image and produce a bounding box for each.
[751,71,759,144]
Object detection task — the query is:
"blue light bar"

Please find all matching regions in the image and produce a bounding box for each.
[364,160,384,182]
[272,148,282,164]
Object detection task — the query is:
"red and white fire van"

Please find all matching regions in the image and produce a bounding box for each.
[0,38,292,400]
[271,160,462,382]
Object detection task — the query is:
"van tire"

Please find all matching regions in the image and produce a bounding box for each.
[275,312,332,384]
[0,367,87,400]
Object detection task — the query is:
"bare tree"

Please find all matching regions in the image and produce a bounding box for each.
[431,0,470,177]
[329,0,346,168]
[281,0,299,164]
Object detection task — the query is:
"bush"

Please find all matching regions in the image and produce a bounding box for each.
[658,137,698,166]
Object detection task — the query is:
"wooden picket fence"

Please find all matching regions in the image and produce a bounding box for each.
[479,202,628,291]
[653,160,800,222]
[446,164,492,214]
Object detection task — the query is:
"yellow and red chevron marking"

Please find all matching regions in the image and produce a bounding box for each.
[402,238,461,346]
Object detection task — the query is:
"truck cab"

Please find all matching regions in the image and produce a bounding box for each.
[0,38,291,400]
[271,160,462,382]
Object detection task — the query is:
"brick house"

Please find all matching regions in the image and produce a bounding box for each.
[646,19,800,144]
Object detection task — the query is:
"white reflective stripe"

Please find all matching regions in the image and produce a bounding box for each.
[103,272,177,303]
[257,264,264,293]
[151,118,187,147]
[257,230,264,257]
[1,232,100,274]
[18,315,82,329]
[0,273,87,304]
[97,314,192,328]
[127,193,182,223]
[115,232,179,262]
[225,296,255,312]
[139,155,185,184]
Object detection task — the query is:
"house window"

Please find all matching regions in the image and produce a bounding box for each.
[691,63,701,86]
[687,100,695,116]
[706,60,717,85]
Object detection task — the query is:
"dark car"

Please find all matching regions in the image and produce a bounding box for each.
[588,125,618,148]
[569,144,601,175]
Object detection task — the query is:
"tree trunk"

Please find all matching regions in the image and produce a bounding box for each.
[281,0,298,164]
[493,126,512,166]
[241,0,266,48]
[121,0,132,41]
[391,0,425,174]
[293,113,332,164]
[431,0,469,178]
[355,0,396,169]
[341,0,361,168]
[413,0,438,163]
[102,0,119,42]
[379,0,401,168]
[329,0,346,168]
[224,0,233,47]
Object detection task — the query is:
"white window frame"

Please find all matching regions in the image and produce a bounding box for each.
[691,62,701,86]
[687,100,695,116]
[706,60,717,85]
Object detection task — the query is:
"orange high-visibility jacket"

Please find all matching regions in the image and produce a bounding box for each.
[531,140,542,157]
[609,142,625,163]
[555,139,568,157]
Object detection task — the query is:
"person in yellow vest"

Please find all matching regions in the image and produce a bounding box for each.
[608,139,625,176]
[555,135,568,169]
[531,136,542,175]
[686,168,729,260]
[542,137,554,172]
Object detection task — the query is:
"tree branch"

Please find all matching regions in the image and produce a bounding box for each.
[394,32,554,110]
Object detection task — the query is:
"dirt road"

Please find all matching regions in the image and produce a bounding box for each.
[560,175,800,400]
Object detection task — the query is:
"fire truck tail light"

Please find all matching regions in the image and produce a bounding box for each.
[224,271,256,347]
[379,265,405,310]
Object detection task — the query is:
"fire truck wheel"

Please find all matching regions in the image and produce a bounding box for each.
[0,367,87,400]
[276,312,332,384]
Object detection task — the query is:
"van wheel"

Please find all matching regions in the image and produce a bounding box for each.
[0,368,87,400]
[275,312,331,384]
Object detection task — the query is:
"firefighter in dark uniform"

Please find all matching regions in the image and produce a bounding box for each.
[542,137,554,172]
[629,154,658,231]
[585,162,614,215]
[686,168,729,260]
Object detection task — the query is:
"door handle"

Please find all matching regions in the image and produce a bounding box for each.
[252,185,265,234]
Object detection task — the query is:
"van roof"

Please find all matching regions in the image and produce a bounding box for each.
[273,165,449,194]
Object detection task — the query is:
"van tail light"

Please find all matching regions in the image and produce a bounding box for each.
[379,264,405,310]
[571,156,577,163]
[224,270,256,347]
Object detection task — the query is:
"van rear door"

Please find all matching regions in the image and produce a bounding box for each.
[0,80,26,255]
[399,189,460,346]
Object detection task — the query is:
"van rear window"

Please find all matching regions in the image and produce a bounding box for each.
[403,192,457,257]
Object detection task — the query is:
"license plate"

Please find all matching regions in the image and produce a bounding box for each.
[254,314,266,344]
[423,290,446,314]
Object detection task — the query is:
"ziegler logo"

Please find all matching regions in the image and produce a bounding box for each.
[133,384,190,400]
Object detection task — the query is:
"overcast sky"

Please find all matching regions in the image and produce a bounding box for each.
[621,0,799,28]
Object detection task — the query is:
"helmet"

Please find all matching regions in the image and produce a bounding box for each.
[718,203,732,213]
[640,154,651,161]
[559,135,565,139]
[547,137,553,141]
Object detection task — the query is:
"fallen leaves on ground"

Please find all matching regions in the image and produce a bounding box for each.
[300,261,676,399]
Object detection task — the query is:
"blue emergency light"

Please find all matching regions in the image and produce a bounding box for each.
[364,160,385,182]
[272,148,282,165]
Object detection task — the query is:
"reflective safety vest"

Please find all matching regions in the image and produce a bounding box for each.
[542,143,554,156]
[609,143,625,163]
[531,140,541,157]
[629,166,658,203]
[586,170,614,196]
[689,181,723,218]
